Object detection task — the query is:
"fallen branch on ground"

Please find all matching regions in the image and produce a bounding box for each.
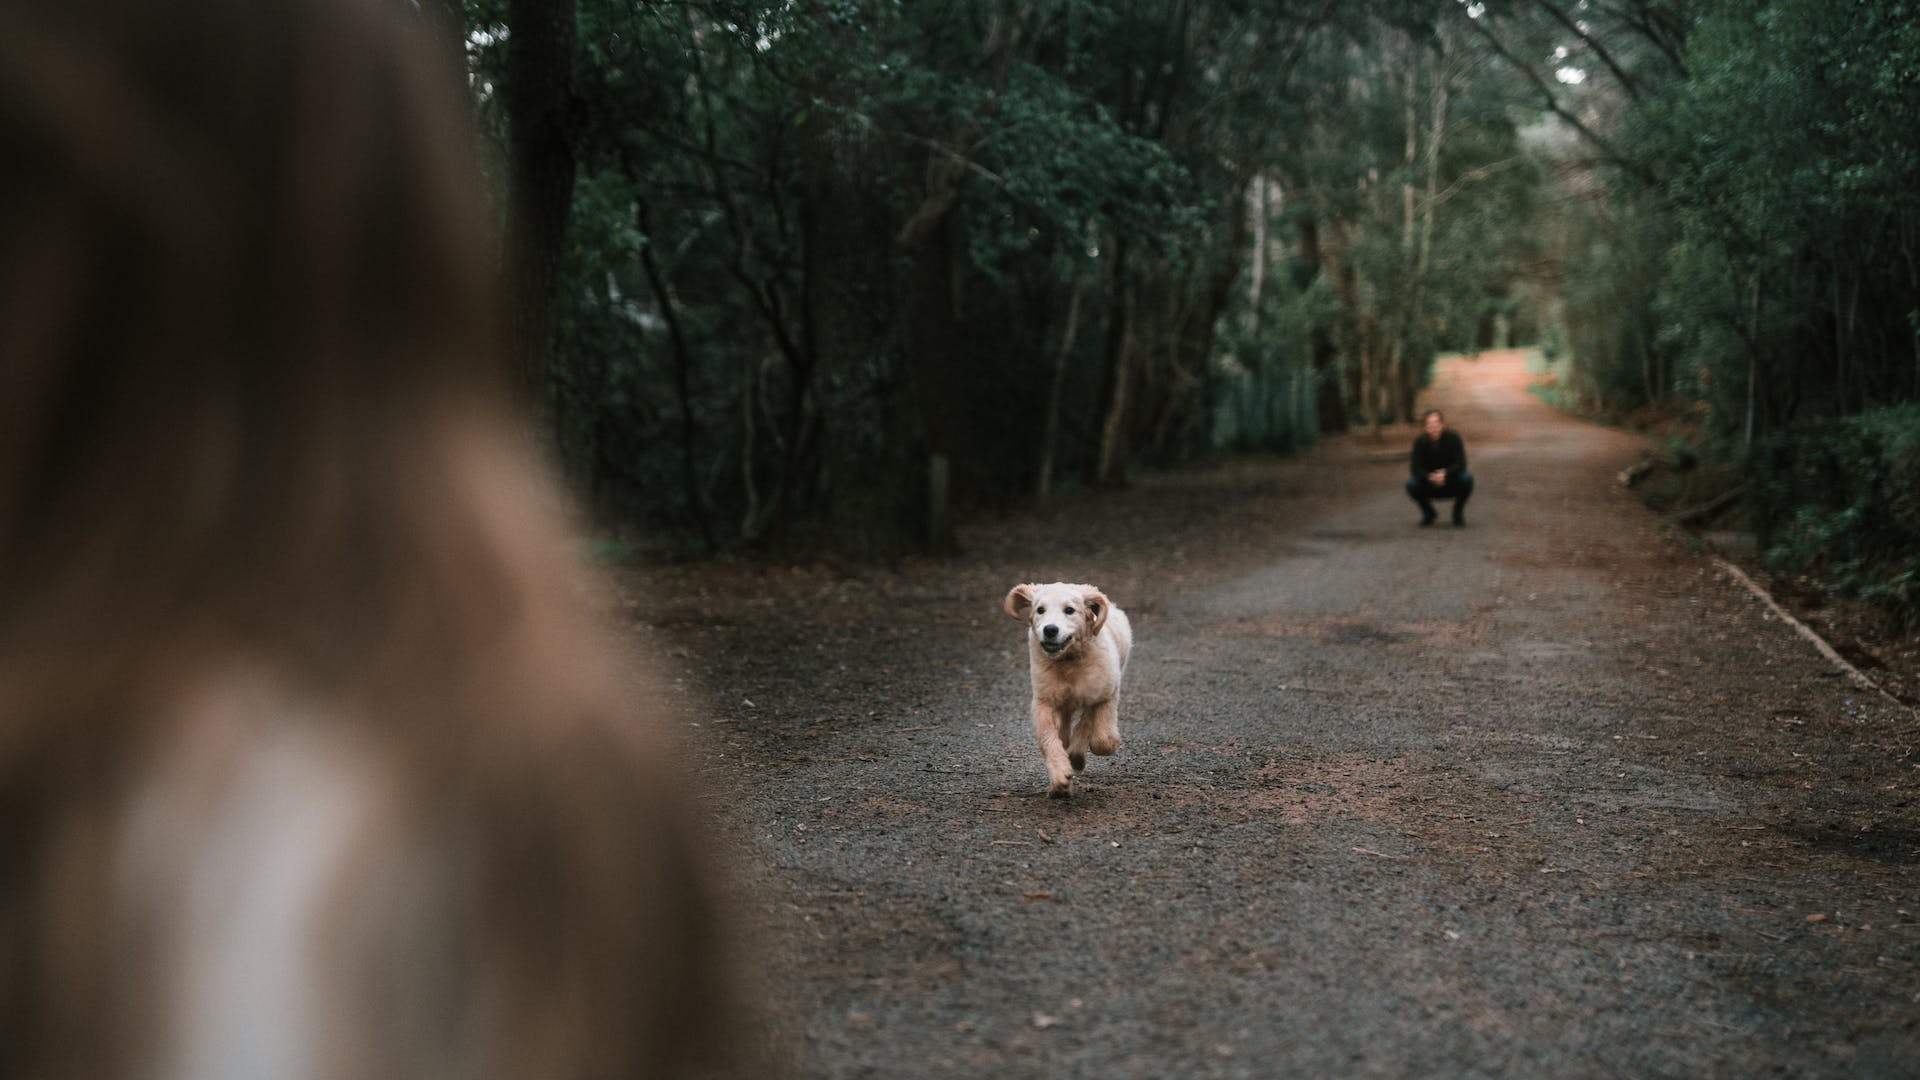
[1618,458,1656,487]
[1666,485,1745,527]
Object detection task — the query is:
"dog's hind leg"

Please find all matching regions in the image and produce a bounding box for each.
[1087,696,1122,758]
[1065,708,1090,773]
[1031,701,1076,797]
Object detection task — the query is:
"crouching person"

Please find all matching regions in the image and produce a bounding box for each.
[1407,409,1475,527]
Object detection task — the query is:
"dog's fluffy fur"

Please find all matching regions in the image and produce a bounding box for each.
[1004,582,1133,797]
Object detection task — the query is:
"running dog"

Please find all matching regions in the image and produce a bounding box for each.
[1004,582,1133,797]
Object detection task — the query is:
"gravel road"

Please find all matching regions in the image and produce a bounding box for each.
[628,349,1920,1078]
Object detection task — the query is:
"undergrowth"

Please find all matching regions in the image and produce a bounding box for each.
[1529,346,1919,630]
[1749,404,1920,630]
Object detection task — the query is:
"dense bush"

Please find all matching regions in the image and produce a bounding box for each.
[1749,404,1920,628]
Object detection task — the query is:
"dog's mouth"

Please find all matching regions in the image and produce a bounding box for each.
[1039,637,1073,657]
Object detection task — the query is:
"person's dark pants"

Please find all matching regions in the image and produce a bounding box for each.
[1407,472,1474,523]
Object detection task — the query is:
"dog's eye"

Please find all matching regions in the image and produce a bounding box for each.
[1063,605,1075,615]
[1036,606,1046,615]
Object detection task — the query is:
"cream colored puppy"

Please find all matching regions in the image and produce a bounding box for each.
[1004,582,1133,797]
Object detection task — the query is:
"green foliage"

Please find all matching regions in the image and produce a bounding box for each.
[1750,404,1920,628]
[1212,272,1339,452]
[951,62,1200,281]
[471,0,1571,549]
[1615,0,1920,431]
[1276,8,1550,429]
[1550,190,1671,417]
[1528,0,1920,622]
[469,0,1920,562]
[1538,315,1568,365]
[1524,345,1583,413]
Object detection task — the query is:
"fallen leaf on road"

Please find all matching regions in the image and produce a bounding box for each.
[1806,913,1829,923]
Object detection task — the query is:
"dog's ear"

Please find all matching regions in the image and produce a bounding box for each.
[1004,584,1036,620]
[1083,589,1110,634]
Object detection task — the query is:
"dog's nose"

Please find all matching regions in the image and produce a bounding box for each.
[1042,624,1060,640]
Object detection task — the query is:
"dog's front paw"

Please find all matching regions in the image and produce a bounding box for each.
[1047,776,1073,798]
[1089,732,1122,757]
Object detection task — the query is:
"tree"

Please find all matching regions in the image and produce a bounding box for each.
[469,0,1560,552]
[502,0,580,405]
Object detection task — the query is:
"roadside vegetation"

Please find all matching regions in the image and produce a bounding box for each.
[1525,0,1920,629]
[446,0,1916,624]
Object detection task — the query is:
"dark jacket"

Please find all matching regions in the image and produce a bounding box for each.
[1410,429,1467,482]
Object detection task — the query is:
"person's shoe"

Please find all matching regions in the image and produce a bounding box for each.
[1451,512,1466,528]
[1419,513,1437,527]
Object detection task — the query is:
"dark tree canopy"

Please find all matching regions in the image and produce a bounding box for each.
[462,0,1920,616]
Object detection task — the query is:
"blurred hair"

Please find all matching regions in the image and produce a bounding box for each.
[0,0,742,1075]
[0,0,503,669]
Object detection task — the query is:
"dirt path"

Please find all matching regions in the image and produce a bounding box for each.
[628,349,1919,1078]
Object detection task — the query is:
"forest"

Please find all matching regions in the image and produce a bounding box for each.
[442,0,1919,622]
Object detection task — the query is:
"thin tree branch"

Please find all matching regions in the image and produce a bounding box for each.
[1426,155,1529,208]
[1465,12,1657,185]
[1528,0,1643,102]
[633,196,718,551]
[1592,0,1688,77]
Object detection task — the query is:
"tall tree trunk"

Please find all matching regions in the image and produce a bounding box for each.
[1036,279,1085,502]
[1831,269,1847,413]
[798,105,911,549]
[1902,226,1920,398]
[738,351,765,539]
[635,201,717,552]
[1327,225,1371,430]
[1094,238,1135,488]
[1166,185,1257,457]
[1248,177,1270,330]
[504,0,578,407]
[1416,61,1449,284]
[1385,46,1418,426]
[1404,44,1451,422]
[1297,217,1347,434]
[898,212,970,553]
[1246,178,1272,446]
[1744,270,1761,446]
[1640,329,1656,405]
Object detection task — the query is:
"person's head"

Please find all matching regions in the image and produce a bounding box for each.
[1422,410,1446,439]
[0,1,743,1075]
[0,0,508,674]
